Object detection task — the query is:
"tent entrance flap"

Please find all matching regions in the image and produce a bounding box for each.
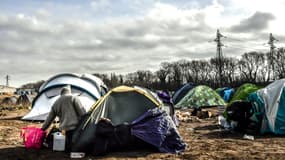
[105,91,157,125]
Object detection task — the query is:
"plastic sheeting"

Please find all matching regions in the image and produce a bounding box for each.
[131,108,186,153]
[157,91,172,104]
[156,91,177,125]
[71,113,97,153]
[72,108,186,155]
[86,119,152,156]
[216,87,234,102]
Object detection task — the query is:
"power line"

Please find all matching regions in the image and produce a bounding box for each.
[226,37,268,46]
[210,35,270,51]
[225,37,244,42]
[225,44,268,53]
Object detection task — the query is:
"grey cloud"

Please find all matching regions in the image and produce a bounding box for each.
[174,46,216,59]
[51,51,123,63]
[0,15,55,37]
[0,12,212,68]
[0,6,259,87]
[230,12,275,33]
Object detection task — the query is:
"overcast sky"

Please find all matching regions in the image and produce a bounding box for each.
[1,0,285,87]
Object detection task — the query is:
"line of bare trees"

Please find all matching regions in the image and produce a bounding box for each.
[21,48,285,92]
[94,47,285,91]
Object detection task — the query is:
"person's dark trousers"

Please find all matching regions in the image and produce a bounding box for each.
[65,129,75,152]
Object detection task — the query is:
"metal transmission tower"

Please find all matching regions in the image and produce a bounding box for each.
[5,75,10,87]
[267,33,278,81]
[214,29,226,86]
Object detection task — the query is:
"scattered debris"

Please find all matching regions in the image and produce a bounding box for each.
[243,134,255,140]
[176,111,191,122]
[197,111,212,119]
[176,110,213,122]
[186,128,195,132]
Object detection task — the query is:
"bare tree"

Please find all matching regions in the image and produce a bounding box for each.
[210,57,221,87]
[273,47,285,79]
[238,52,265,83]
[170,61,183,88]
[223,57,238,85]
[155,67,168,89]
[90,48,282,92]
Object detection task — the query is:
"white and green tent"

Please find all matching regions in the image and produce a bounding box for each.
[248,79,285,134]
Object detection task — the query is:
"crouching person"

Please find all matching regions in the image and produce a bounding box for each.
[225,100,259,134]
[41,85,86,152]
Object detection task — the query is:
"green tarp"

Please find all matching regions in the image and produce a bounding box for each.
[230,83,262,104]
[175,85,226,108]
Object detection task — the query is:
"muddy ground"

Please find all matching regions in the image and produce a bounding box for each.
[1,107,285,160]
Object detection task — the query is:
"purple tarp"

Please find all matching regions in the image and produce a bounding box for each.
[157,91,172,104]
[131,108,186,154]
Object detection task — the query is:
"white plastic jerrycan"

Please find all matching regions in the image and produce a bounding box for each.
[53,132,66,151]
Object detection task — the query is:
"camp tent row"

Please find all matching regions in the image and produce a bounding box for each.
[22,73,285,155]
[22,73,107,121]
[23,73,264,121]
[172,83,264,109]
[1,94,32,106]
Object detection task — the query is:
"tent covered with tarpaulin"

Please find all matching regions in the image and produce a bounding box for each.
[175,85,226,109]
[230,83,262,104]
[22,73,107,120]
[71,86,186,155]
[216,87,235,102]
[172,83,196,105]
[247,79,285,134]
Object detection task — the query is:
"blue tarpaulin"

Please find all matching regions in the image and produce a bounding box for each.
[223,88,234,102]
[217,87,234,102]
[131,108,186,154]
